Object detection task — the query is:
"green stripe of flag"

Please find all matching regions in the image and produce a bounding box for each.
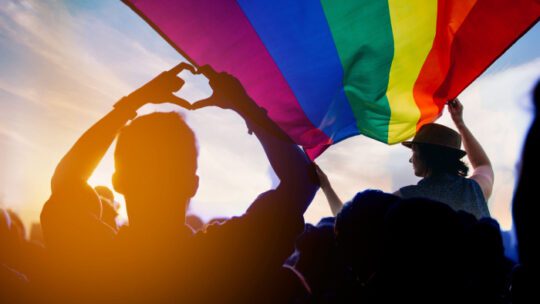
[321,0,395,142]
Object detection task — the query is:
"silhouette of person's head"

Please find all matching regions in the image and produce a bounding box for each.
[5,210,25,242]
[511,80,540,304]
[0,209,24,264]
[113,112,198,228]
[410,143,469,177]
[94,186,119,230]
[185,214,204,232]
[335,190,400,281]
[94,185,115,203]
[403,123,468,177]
[375,198,466,303]
[293,221,336,295]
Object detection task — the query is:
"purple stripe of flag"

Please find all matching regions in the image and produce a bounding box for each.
[124,0,332,157]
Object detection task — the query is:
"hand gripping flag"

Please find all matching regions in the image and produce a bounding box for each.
[123,0,539,159]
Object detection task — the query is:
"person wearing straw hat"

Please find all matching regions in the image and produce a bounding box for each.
[395,98,493,219]
[316,98,493,219]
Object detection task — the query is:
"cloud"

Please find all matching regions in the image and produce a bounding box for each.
[0,124,40,150]
[0,0,538,230]
[0,0,186,222]
[308,59,539,228]
[0,0,271,224]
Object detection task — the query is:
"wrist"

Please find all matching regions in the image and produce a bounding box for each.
[453,120,466,129]
[236,98,266,120]
[233,95,258,115]
[113,96,142,120]
[320,184,332,192]
[242,104,268,134]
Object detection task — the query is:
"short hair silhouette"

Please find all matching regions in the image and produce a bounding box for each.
[113,112,198,222]
[335,190,400,282]
[115,112,197,186]
[94,186,118,230]
[375,198,466,303]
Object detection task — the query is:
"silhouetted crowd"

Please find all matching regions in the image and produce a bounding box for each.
[1,66,538,303]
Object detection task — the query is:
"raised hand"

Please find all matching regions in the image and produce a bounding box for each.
[314,164,343,216]
[447,98,465,128]
[127,62,195,109]
[447,97,494,199]
[191,65,254,114]
[315,164,331,189]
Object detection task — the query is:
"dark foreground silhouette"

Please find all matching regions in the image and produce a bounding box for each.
[1,68,537,303]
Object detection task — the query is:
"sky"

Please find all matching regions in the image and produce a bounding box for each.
[0,0,538,230]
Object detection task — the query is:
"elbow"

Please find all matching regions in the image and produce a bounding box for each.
[481,181,494,200]
[471,156,492,171]
[278,164,319,199]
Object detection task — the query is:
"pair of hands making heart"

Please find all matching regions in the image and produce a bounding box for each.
[127,62,253,114]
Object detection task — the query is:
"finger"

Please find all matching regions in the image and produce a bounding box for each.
[169,62,192,75]
[170,77,185,92]
[191,97,215,110]
[151,71,169,83]
[167,94,192,109]
[169,62,195,75]
[197,65,218,78]
[314,164,327,178]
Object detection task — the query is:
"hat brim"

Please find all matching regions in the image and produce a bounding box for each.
[402,141,413,148]
[402,141,467,158]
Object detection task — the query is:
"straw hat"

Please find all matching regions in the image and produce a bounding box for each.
[402,123,466,158]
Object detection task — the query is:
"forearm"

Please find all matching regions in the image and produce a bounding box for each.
[238,98,318,212]
[51,98,138,192]
[198,66,317,213]
[456,122,491,169]
[240,98,313,181]
[321,185,343,216]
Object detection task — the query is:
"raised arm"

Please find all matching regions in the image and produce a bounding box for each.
[192,66,318,215]
[448,98,494,199]
[315,165,343,216]
[51,63,193,196]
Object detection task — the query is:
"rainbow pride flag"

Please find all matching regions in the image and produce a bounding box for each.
[123,0,539,159]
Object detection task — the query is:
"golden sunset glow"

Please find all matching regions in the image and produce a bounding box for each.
[1,0,539,232]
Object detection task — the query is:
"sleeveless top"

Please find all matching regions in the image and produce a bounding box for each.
[399,174,490,219]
